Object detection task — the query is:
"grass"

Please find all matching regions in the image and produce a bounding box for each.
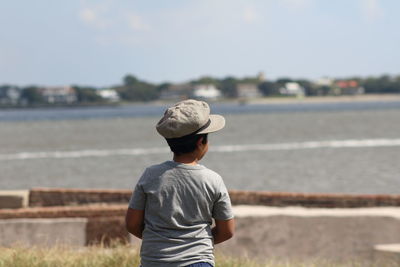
[0,244,140,267]
[0,244,397,267]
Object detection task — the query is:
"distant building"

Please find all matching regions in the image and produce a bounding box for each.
[315,77,334,87]
[97,89,120,102]
[257,71,266,82]
[0,86,21,105]
[279,82,305,96]
[236,83,262,98]
[334,80,365,95]
[191,84,222,100]
[159,83,191,100]
[39,86,77,104]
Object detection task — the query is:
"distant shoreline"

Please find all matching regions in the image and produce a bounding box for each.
[239,94,400,105]
[1,94,400,110]
[0,102,120,110]
[147,93,400,107]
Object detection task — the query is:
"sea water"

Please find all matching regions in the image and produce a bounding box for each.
[0,101,399,194]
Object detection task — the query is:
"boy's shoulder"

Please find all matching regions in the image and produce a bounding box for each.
[145,161,222,180]
[198,164,222,178]
[141,161,172,178]
[146,161,170,171]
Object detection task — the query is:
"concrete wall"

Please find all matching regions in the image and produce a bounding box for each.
[216,206,400,263]
[0,218,87,247]
[216,216,400,263]
[126,206,400,263]
[27,188,400,208]
[2,207,398,263]
[0,204,128,246]
[374,244,400,265]
[0,190,29,209]
[29,188,131,207]
[1,188,400,263]
[86,216,128,245]
[0,204,126,219]
[229,190,400,207]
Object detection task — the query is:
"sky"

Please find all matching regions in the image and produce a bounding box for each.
[0,0,399,87]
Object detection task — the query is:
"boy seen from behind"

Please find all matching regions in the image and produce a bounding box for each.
[126,99,235,267]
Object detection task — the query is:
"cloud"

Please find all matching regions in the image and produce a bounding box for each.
[360,0,384,21]
[80,8,96,23]
[78,1,113,29]
[76,0,152,48]
[127,14,150,32]
[243,6,259,24]
[281,0,313,9]
[76,1,265,47]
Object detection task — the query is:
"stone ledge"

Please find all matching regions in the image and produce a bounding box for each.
[129,233,142,247]
[0,204,126,219]
[86,216,128,245]
[217,216,400,262]
[373,244,400,264]
[229,190,400,207]
[0,206,128,246]
[233,205,400,219]
[0,190,29,209]
[29,188,131,207]
[27,188,400,208]
[375,244,400,253]
[1,204,399,262]
[0,218,87,247]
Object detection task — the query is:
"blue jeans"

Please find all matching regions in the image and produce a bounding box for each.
[185,263,213,267]
[139,263,212,267]
[139,262,212,267]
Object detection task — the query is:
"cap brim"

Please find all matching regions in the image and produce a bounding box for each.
[197,114,225,135]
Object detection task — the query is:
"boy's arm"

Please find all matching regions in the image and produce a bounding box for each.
[125,208,145,239]
[212,218,235,244]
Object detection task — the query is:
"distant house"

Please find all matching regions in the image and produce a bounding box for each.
[334,80,365,95]
[236,83,261,98]
[97,89,120,102]
[315,77,334,87]
[191,84,222,100]
[159,83,191,100]
[0,86,21,105]
[39,86,77,104]
[279,82,305,96]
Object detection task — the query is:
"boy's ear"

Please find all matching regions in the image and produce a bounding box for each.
[196,137,204,147]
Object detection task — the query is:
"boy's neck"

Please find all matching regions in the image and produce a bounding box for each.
[173,153,199,165]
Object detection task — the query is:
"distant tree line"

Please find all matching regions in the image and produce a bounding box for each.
[1,73,400,106]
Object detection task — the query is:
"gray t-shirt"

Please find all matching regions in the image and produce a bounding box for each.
[129,160,234,267]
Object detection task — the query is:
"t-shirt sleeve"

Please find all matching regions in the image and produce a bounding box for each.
[128,170,147,210]
[212,177,234,220]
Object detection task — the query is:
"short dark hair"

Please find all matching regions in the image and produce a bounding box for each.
[166,134,208,155]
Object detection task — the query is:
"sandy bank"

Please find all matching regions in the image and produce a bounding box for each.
[245,94,400,105]
[233,205,400,219]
